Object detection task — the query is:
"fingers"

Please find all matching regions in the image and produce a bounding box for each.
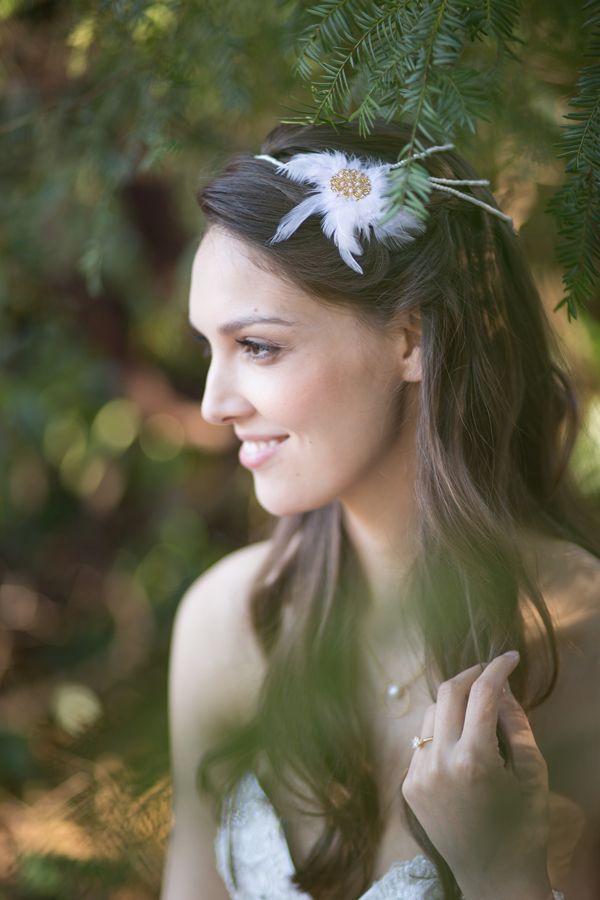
[433,661,485,746]
[405,702,436,782]
[412,652,522,766]
[460,651,521,751]
[420,702,436,745]
[497,687,548,788]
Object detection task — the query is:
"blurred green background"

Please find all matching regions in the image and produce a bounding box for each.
[1,1,599,897]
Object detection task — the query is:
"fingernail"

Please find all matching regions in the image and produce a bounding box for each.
[503,650,520,660]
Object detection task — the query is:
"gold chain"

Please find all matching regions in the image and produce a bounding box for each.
[366,643,427,719]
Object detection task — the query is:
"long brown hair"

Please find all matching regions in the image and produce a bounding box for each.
[194,122,600,899]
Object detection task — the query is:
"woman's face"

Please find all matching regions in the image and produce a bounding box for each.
[188,228,417,518]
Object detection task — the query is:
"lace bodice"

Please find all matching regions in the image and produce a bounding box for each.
[214,771,444,899]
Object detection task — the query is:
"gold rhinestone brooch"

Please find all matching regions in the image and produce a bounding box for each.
[329,168,372,201]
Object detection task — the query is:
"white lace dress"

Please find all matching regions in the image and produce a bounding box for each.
[214,771,444,899]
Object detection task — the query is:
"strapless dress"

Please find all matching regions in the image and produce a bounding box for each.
[214,771,444,898]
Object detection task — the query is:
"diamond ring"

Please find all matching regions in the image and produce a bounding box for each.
[411,735,434,749]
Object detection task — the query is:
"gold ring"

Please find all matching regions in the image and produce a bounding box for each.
[411,735,434,749]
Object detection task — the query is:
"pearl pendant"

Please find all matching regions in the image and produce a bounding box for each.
[383,682,411,718]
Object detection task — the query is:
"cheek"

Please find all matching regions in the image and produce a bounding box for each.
[279,356,392,445]
[251,359,346,429]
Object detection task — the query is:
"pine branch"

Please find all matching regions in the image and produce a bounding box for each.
[396,0,450,207]
[290,0,522,228]
[309,5,406,123]
[548,0,600,319]
[294,0,356,78]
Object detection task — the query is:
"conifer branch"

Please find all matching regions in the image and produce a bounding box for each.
[294,0,354,78]
[395,0,450,208]
[310,6,405,123]
[548,0,600,319]
[291,0,600,320]
[289,0,522,253]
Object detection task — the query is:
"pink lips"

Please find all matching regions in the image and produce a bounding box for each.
[238,435,288,470]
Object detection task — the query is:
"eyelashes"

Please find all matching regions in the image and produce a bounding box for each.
[236,339,281,360]
[192,333,281,362]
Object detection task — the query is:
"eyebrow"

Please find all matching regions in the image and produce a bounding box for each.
[188,315,299,339]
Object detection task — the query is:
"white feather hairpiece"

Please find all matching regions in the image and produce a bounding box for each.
[254,143,512,275]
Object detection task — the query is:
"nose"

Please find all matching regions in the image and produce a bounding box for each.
[200,358,254,426]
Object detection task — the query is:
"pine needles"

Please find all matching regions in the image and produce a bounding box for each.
[547,0,600,320]
[288,0,600,320]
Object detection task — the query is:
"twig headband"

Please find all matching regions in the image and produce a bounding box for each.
[255,143,512,275]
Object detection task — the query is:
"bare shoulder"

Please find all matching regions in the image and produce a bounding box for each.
[522,533,600,636]
[524,536,600,789]
[530,535,600,724]
[169,541,272,745]
[163,543,272,900]
[521,533,600,717]
[523,534,600,682]
[174,539,272,651]
[521,537,600,894]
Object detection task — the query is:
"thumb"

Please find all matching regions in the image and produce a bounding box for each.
[497,689,548,790]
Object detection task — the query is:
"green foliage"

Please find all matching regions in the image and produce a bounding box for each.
[0,4,599,896]
[0,0,301,299]
[0,7,294,892]
[0,731,34,782]
[19,852,127,896]
[547,0,600,320]
[288,0,522,227]
[289,0,600,319]
[384,161,433,222]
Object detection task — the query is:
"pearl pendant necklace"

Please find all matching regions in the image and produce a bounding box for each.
[386,682,404,699]
[367,644,425,719]
[384,681,412,717]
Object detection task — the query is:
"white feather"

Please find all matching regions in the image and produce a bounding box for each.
[271,194,325,243]
[321,205,364,272]
[256,144,511,271]
[277,151,349,187]
[340,246,364,274]
[267,151,425,271]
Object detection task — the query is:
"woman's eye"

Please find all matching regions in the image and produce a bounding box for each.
[191,332,279,362]
[237,339,280,360]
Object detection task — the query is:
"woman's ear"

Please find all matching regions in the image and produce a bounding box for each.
[395,310,422,383]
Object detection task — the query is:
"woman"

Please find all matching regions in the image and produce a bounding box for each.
[161,122,600,899]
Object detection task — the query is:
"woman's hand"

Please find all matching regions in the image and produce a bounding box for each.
[401,651,554,900]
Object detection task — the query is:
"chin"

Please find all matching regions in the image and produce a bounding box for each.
[253,483,337,518]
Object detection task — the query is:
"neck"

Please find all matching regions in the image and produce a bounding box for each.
[341,507,416,601]
[339,389,420,650]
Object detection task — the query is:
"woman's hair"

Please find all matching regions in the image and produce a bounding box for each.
[194,121,600,899]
